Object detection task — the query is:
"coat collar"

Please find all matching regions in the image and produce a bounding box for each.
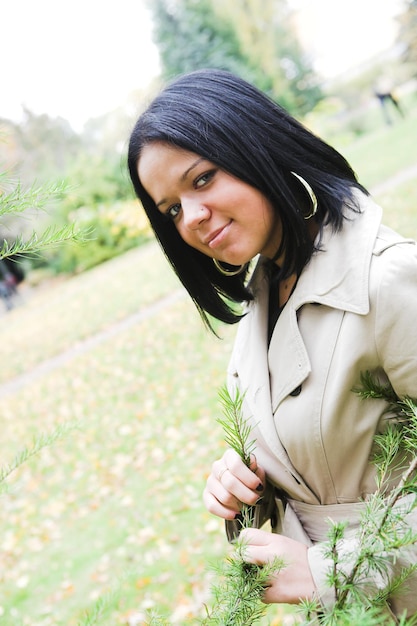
[249,192,383,320]
[238,193,383,360]
[292,194,382,315]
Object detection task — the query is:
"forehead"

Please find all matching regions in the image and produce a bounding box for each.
[137,142,205,200]
[138,142,200,181]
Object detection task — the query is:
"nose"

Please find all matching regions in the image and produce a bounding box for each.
[181,198,210,230]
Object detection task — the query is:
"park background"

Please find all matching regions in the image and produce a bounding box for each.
[1,0,417,624]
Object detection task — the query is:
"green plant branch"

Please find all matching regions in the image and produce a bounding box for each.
[0,421,80,489]
[329,372,417,615]
[0,176,68,217]
[0,224,91,260]
[201,385,283,625]
[217,386,259,530]
[0,172,92,263]
[203,546,284,625]
[217,386,255,466]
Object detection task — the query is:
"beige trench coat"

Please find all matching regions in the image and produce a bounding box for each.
[226,193,417,616]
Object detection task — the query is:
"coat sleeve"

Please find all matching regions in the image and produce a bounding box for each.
[373,239,417,396]
[309,239,417,616]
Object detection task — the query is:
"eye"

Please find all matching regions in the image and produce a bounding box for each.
[195,169,216,188]
[166,203,181,220]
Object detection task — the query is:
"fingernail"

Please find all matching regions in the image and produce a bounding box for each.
[256,496,264,505]
[256,483,264,492]
[234,512,244,522]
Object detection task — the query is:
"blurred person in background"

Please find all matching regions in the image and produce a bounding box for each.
[0,243,25,309]
[373,76,405,125]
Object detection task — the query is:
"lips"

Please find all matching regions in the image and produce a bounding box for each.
[206,221,232,249]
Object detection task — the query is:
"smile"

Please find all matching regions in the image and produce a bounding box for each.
[206,221,232,249]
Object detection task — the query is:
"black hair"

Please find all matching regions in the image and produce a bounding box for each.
[128,68,368,329]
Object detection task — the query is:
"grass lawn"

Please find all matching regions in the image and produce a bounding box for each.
[0,285,238,625]
[334,106,417,192]
[0,243,182,385]
[0,100,416,626]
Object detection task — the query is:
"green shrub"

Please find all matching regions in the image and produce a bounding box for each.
[42,199,152,274]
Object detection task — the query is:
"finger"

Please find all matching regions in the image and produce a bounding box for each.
[239,529,290,567]
[249,453,258,473]
[206,472,243,508]
[211,458,245,493]
[219,469,262,506]
[203,485,241,520]
[212,458,227,481]
[212,454,247,484]
[241,541,280,569]
[249,454,266,489]
[253,465,266,490]
[224,450,265,493]
[223,448,245,469]
[240,528,275,547]
[261,583,278,604]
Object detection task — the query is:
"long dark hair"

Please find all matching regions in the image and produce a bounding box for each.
[128,69,368,329]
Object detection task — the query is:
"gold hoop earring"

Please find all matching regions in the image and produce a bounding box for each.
[291,172,318,219]
[213,259,246,276]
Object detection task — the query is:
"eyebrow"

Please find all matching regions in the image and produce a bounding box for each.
[155,157,206,209]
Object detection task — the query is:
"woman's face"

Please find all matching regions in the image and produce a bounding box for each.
[137,142,284,267]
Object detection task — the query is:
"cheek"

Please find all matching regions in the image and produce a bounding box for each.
[176,223,202,248]
[259,203,278,230]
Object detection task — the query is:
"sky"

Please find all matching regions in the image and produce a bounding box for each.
[2,0,160,130]
[292,0,404,79]
[2,0,404,131]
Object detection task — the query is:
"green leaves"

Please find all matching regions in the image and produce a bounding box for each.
[0,421,80,492]
[0,174,88,262]
[201,385,284,625]
[203,548,283,625]
[316,372,417,623]
[148,0,322,116]
[210,373,417,624]
[0,176,67,217]
[216,386,255,467]
[0,225,89,260]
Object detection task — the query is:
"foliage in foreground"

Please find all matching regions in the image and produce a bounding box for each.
[0,173,86,262]
[200,375,417,626]
[146,374,417,625]
[301,373,417,625]
[200,387,284,625]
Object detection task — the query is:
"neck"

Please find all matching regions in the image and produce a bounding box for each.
[279,273,297,307]
[275,218,320,306]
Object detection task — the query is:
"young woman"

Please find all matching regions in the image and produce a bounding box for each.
[128,69,417,618]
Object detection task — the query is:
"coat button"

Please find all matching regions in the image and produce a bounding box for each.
[290,384,302,396]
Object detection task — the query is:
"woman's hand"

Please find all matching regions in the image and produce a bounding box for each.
[240,528,316,604]
[203,449,266,520]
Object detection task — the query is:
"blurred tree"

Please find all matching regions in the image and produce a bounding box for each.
[148,0,321,115]
[397,0,417,74]
[0,109,82,185]
[149,0,258,84]
[214,0,321,114]
[0,104,143,277]
[59,153,132,216]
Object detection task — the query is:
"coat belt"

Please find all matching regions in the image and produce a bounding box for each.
[283,498,366,543]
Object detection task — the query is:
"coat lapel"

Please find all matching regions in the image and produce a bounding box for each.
[230,270,310,472]
[268,300,311,412]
